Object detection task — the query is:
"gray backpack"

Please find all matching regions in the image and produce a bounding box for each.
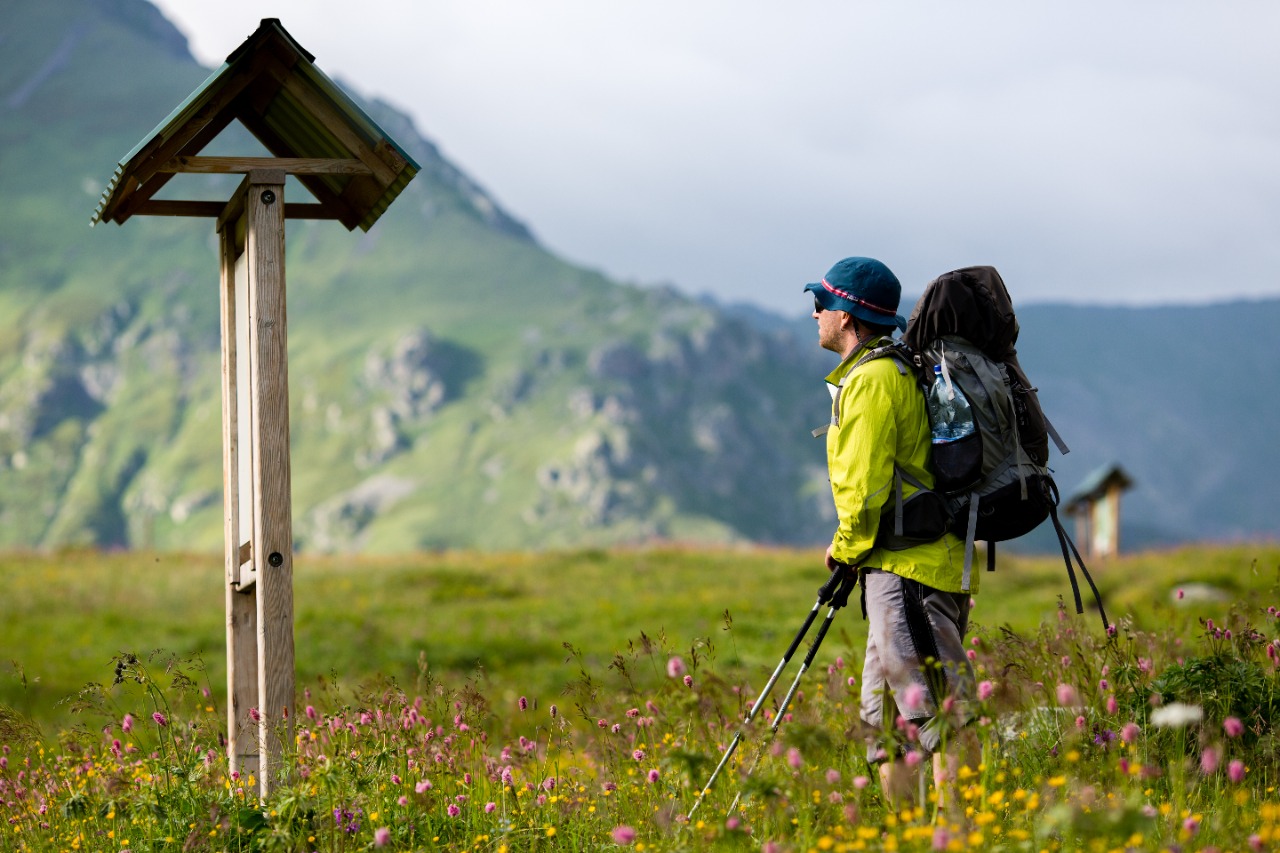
[905,267,1109,631]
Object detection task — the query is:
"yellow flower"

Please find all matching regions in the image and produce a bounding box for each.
[546,826,557,837]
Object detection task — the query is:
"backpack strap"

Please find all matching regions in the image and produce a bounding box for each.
[891,464,934,536]
[961,492,980,593]
[1044,414,1070,456]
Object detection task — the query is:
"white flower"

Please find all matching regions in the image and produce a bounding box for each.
[1150,702,1203,729]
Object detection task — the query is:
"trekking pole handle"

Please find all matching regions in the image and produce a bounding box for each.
[818,564,859,610]
[818,562,855,605]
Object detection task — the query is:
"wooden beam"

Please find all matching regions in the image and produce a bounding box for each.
[245,175,295,797]
[134,199,344,221]
[159,156,374,175]
[219,221,260,783]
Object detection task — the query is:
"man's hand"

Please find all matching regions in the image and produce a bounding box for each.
[825,543,844,573]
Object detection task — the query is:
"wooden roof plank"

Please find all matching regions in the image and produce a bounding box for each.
[159,156,374,175]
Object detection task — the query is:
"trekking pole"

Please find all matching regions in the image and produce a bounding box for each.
[725,567,858,815]
[687,564,858,821]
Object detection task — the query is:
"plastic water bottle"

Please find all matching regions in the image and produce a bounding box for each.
[927,364,975,444]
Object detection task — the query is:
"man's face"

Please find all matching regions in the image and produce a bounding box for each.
[814,300,847,354]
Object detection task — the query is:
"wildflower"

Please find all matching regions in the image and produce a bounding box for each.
[1229,760,1246,783]
[250,707,262,722]
[1075,715,1086,730]
[853,775,870,789]
[1183,816,1199,836]
[549,704,558,718]
[598,718,608,727]
[306,705,317,720]
[1151,702,1203,729]
[904,750,922,768]
[1224,716,1245,738]
[397,796,408,806]
[966,649,977,661]
[683,675,694,688]
[374,827,391,848]
[847,676,857,687]
[977,680,994,701]
[485,802,496,813]
[501,766,514,786]
[612,825,637,845]
[416,780,433,794]
[1056,683,1080,706]
[632,749,645,761]
[447,804,460,817]
[901,683,926,712]
[1177,588,1185,600]
[611,724,621,733]
[603,781,618,792]
[152,712,168,727]
[787,748,803,769]
[518,696,528,711]
[1106,695,1118,714]
[933,825,950,850]
[647,768,660,783]
[826,768,841,785]
[122,713,134,733]
[667,656,686,678]
[542,776,556,791]
[626,708,640,718]
[1200,746,1220,775]
[1251,834,1265,851]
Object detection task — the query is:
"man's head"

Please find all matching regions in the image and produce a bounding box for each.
[805,257,906,355]
[805,257,906,328]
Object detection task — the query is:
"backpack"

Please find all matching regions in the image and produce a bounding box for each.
[903,266,1109,631]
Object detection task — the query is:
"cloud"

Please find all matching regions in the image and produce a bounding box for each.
[153,0,1280,312]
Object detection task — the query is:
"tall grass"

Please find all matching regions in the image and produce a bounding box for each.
[2,544,1279,850]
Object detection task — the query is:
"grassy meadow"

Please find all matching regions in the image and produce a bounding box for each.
[2,542,1280,851]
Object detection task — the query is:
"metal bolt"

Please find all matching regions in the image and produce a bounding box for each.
[268,551,283,567]
[261,189,276,205]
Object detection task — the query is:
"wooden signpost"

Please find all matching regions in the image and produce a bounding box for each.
[93,20,418,796]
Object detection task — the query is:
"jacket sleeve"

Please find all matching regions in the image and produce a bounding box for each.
[827,364,898,566]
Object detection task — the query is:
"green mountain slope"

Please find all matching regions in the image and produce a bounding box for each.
[0,0,836,552]
[1,0,1276,555]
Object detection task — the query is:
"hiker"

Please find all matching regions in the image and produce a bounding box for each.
[805,256,976,805]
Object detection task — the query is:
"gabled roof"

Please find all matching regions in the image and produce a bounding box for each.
[1064,463,1135,512]
[92,19,418,232]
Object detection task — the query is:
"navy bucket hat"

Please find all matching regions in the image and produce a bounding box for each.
[804,256,906,332]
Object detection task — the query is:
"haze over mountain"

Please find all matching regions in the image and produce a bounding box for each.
[1,0,1275,555]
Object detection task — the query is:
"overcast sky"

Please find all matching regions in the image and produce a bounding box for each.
[151,1,1280,316]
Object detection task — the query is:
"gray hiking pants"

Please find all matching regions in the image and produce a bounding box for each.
[859,568,975,760]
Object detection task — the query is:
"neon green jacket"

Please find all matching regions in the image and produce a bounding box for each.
[824,338,973,594]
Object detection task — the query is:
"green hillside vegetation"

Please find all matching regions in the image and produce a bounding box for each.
[2,543,1276,737]
[0,0,835,553]
[3,0,1278,558]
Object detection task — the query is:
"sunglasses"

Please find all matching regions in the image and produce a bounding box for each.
[814,297,825,313]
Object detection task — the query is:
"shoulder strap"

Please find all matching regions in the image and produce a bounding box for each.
[813,340,912,437]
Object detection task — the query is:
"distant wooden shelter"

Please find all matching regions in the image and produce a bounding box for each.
[92,19,418,795]
[1064,464,1134,561]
